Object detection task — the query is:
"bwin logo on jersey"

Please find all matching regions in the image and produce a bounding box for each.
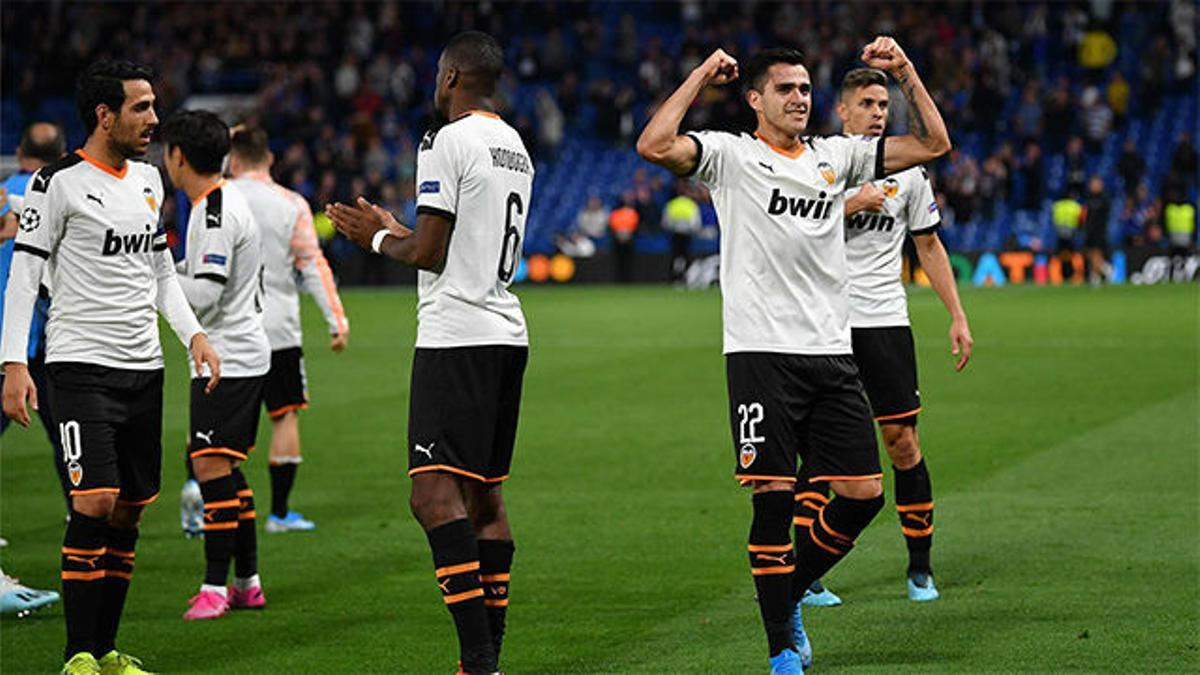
[767,188,834,220]
[846,212,896,232]
[101,225,155,256]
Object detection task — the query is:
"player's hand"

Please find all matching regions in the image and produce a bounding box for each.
[190,333,222,393]
[330,332,348,353]
[949,316,973,372]
[2,363,37,427]
[698,49,739,86]
[326,197,411,250]
[849,183,886,214]
[861,37,910,76]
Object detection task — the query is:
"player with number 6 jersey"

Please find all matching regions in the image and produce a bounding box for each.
[326,31,529,675]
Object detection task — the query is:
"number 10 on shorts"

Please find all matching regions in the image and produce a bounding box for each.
[60,420,84,486]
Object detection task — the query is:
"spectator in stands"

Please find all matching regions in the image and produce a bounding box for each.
[535,90,564,161]
[610,194,639,283]
[1012,82,1043,143]
[1044,77,1073,152]
[1020,141,1045,212]
[1164,192,1196,263]
[1165,132,1197,199]
[661,181,702,284]
[575,195,610,241]
[1118,139,1146,198]
[1079,87,1113,154]
[1064,136,1088,196]
[1083,176,1113,284]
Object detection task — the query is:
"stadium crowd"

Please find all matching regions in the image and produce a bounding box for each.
[2,1,1197,278]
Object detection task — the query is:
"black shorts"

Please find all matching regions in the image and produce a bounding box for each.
[189,376,266,462]
[47,363,164,505]
[725,353,880,484]
[852,326,922,425]
[263,347,309,418]
[407,346,528,483]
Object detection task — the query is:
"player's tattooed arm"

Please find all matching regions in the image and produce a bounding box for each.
[861,37,951,174]
[637,48,738,175]
[326,197,450,272]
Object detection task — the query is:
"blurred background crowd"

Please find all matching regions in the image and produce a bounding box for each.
[2,1,1197,280]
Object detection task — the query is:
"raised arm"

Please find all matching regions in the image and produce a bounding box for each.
[912,232,972,371]
[636,49,739,175]
[860,37,952,174]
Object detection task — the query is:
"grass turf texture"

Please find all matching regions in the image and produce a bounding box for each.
[2,283,1197,673]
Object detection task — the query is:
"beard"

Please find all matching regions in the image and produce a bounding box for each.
[109,134,146,160]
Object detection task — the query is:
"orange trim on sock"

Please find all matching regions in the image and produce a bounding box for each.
[793,516,813,527]
[268,402,309,418]
[62,546,107,556]
[747,544,792,553]
[484,598,509,608]
[107,549,135,559]
[751,565,796,576]
[62,570,106,581]
[480,573,511,583]
[875,407,922,422]
[818,510,852,544]
[800,499,824,512]
[794,491,829,503]
[409,464,488,482]
[203,521,239,531]
[443,588,485,605]
[435,561,481,578]
[809,528,845,556]
[204,499,242,510]
[69,487,121,496]
[239,511,257,520]
[105,570,132,580]
[902,525,935,537]
[237,489,254,498]
[807,473,884,483]
[190,447,249,460]
[896,502,934,512]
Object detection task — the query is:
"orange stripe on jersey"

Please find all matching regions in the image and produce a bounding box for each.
[191,179,227,207]
[754,132,805,159]
[751,565,796,576]
[76,149,128,179]
[896,502,934,513]
[62,570,106,582]
[480,574,511,583]
[902,525,935,538]
[443,589,485,605]
[436,561,481,578]
[747,544,792,553]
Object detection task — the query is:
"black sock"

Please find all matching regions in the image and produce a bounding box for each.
[268,462,297,518]
[894,459,934,575]
[478,539,515,661]
[232,468,258,579]
[200,475,239,587]
[184,447,195,481]
[749,491,795,658]
[94,525,137,656]
[792,495,884,602]
[792,472,830,590]
[61,511,108,659]
[426,519,495,673]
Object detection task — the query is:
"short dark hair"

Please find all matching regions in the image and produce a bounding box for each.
[742,47,805,94]
[19,123,66,163]
[840,68,888,100]
[76,60,155,135]
[229,126,271,165]
[159,110,230,175]
[443,31,504,94]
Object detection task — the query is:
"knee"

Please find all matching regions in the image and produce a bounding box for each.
[73,493,118,519]
[831,477,883,501]
[883,427,922,470]
[409,480,464,529]
[109,504,144,529]
[193,456,233,482]
[469,492,507,531]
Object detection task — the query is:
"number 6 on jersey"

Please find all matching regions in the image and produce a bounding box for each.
[498,191,523,282]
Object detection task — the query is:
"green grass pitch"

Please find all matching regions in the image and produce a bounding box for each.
[2,282,1197,673]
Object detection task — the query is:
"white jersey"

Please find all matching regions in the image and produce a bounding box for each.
[845,167,941,328]
[179,181,270,377]
[689,131,884,354]
[0,150,201,369]
[232,173,348,350]
[414,111,532,348]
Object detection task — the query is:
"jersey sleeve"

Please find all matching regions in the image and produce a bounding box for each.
[685,130,732,188]
[289,194,349,335]
[830,134,886,188]
[0,168,66,363]
[415,128,461,221]
[186,195,234,285]
[906,168,941,234]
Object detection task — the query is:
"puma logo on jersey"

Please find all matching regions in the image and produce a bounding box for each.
[846,212,896,232]
[31,173,48,193]
[755,553,790,565]
[758,161,775,173]
[904,512,932,528]
[414,442,434,459]
[86,193,104,207]
[195,430,214,446]
[767,188,834,220]
[101,226,156,255]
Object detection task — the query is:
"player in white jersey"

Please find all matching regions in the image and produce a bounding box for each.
[226,126,349,534]
[638,39,951,674]
[327,31,529,675]
[1,60,219,675]
[159,110,272,622]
